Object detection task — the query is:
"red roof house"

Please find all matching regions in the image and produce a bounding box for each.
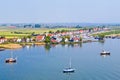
[36,35,45,42]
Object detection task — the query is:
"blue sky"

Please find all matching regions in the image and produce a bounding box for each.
[0,0,120,23]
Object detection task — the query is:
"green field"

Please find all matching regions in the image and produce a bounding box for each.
[92,27,120,37]
[0,27,78,38]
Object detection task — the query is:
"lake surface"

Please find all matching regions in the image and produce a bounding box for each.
[0,39,120,80]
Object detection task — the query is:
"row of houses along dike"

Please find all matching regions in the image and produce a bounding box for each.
[0,27,110,44]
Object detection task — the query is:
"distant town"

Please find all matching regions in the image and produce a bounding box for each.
[0,23,120,28]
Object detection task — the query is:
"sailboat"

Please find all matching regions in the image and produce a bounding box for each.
[100,50,110,55]
[0,48,5,51]
[63,58,75,73]
[5,50,17,63]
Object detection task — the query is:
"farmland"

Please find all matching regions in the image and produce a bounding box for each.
[0,27,78,38]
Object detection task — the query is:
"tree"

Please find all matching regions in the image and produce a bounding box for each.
[83,27,88,30]
[98,34,105,40]
[27,35,32,38]
[61,29,66,33]
[31,32,35,35]
[98,34,105,38]
[61,36,65,43]
[65,35,70,40]
[44,36,51,44]
[49,31,52,33]
[56,30,60,33]
[80,36,82,42]
[0,36,5,38]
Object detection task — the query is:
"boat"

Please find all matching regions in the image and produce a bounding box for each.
[0,48,5,51]
[63,68,75,73]
[100,50,110,55]
[5,50,17,63]
[5,58,16,63]
[63,58,75,73]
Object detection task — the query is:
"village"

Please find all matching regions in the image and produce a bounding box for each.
[0,27,111,49]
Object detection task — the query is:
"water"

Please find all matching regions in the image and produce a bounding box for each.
[0,39,120,80]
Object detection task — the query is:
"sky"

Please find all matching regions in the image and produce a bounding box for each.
[0,0,120,23]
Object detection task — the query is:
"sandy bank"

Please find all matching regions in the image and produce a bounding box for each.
[0,44,22,49]
[34,42,46,45]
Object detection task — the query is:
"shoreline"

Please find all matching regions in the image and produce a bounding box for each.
[0,43,22,49]
[0,40,98,49]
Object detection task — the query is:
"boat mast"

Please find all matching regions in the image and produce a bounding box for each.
[11,49,13,58]
[69,58,71,68]
[10,45,13,58]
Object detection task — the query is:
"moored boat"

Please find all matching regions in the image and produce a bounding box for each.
[5,58,16,63]
[5,49,17,63]
[100,50,110,55]
[0,48,5,51]
[63,68,75,73]
[63,58,75,73]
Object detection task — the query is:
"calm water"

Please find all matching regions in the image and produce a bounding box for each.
[0,39,120,80]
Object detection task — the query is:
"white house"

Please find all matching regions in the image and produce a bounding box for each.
[17,38,22,43]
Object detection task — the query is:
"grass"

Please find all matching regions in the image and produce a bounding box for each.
[0,27,78,38]
[92,28,120,37]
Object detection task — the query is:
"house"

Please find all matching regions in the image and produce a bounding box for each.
[56,37,62,43]
[61,32,67,36]
[21,37,27,42]
[17,38,22,43]
[13,38,18,42]
[36,35,45,42]
[65,38,69,42]
[79,30,84,34]
[26,38,30,42]
[69,38,74,42]
[69,32,73,35]
[47,34,54,38]
[51,39,58,43]
[0,38,7,43]
[73,37,79,42]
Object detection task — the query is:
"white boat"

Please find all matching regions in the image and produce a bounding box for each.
[63,68,75,73]
[5,58,16,63]
[100,50,110,55]
[5,50,17,63]
[0,48,5,51]
[63,58,75,73]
